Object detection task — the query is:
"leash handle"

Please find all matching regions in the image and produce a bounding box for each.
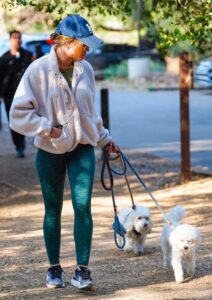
[101,149,135,209]
[101,149,113,191]
[101,149,127,249]
[112,215,126,249]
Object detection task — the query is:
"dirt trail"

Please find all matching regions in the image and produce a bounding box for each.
[0,132,212,299]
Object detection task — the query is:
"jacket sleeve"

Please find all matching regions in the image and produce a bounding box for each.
[84,60,112,148]
[89,66,112,148]
[94,105,112,148]
[9,68,52,137]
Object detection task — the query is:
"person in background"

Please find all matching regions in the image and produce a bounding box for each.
[34,44,44,59]
[9,15,118,291]
[0,30,33,158]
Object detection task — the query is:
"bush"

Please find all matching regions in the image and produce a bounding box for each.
[103,59,166,80]
[103,60,128,80]
[149,60,166,72]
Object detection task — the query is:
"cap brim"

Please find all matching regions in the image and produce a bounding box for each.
[78,34,103,49]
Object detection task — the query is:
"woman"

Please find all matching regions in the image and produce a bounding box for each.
[10,14,118,291]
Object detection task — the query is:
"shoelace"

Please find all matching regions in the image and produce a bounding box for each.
[48,266,64,279]
[78,267,91,280]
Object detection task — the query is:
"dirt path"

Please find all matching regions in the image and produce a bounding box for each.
[0,136,212,299]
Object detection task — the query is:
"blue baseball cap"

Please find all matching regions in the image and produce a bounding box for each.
[55,14,103,49]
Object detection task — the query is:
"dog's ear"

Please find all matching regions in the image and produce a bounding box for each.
[124,211,135,232]
[169,231,176,246]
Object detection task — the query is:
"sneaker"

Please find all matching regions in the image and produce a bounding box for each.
[16,150,25,158]
[71,266,96,291]
[46,265,65,288]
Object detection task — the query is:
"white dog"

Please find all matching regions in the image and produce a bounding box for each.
[118,205,153,255]
[160,205,201,283]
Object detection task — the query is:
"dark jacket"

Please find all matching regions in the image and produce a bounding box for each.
[0,48,32,99]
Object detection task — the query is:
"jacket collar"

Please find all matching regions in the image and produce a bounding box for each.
[48,46,84,91]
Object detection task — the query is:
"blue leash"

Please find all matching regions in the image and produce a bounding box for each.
[101,149,171,249]
[101,149,127,249]
[118,151,171,225]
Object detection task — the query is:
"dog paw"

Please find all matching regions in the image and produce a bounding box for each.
[175,276,184,283]
[176,279,184,284]
[124,248,132,253]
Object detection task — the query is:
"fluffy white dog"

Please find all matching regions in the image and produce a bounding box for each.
[118,205,153,255]
[160,205,201,283]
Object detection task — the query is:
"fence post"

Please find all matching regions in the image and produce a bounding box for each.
[179,52,192,182]
[101,88,109,130]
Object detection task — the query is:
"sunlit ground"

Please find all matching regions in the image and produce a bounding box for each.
[0,146,212,299]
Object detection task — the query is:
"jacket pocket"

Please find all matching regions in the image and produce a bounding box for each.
[50,123,77,153]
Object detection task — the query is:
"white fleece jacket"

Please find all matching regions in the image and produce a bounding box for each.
[9,46,111,154]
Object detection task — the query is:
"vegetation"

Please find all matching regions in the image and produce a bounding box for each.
[1,0,211,55]
[149,0,212,55]
[2,0,131,20]
[103,59,166,80]
[103,60,128,80]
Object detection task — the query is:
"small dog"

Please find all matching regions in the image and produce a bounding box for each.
[118,205,153,255]
[160,205,201,283]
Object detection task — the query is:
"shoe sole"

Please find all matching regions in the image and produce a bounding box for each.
[71,279,96,291]
[81,284,97,291]
[46,283,65,288]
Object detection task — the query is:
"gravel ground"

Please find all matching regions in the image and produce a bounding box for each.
[0,136,212,300]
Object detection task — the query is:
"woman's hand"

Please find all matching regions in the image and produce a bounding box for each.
[50,127,62,139]
[105,141,119,153]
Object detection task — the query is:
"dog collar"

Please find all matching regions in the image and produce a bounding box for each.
[133,227,142,237]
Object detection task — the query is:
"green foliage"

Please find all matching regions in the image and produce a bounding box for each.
[130,0,153,35]
[149,0,212,54]
[2,0,211,55]
[103,61,128,80]
[103,59,166,80]
[4,0,131,21]
[149,60,166,73]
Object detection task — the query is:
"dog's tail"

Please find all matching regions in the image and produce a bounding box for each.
[166,205,186,224]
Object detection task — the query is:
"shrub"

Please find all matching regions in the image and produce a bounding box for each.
[103,60,128,79]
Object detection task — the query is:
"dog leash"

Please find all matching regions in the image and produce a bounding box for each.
[119,155,136,210]
[101,148,127,249]
[118,151,171,225]
[101,149,172,248]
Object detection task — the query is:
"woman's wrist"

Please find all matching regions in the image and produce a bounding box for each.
[104,141,119,153]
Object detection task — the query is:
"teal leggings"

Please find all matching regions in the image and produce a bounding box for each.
[35,144,95,266]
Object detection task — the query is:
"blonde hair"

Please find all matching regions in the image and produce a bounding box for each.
[50,33,76,47]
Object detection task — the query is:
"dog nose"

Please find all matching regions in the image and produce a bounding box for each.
[144,223,148,227]
[184,246,188,250]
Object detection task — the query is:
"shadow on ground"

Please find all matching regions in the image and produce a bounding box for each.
[0,149,212,299]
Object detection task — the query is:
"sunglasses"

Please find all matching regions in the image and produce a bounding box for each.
[65,40,89,51]
[79,42,89,51]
